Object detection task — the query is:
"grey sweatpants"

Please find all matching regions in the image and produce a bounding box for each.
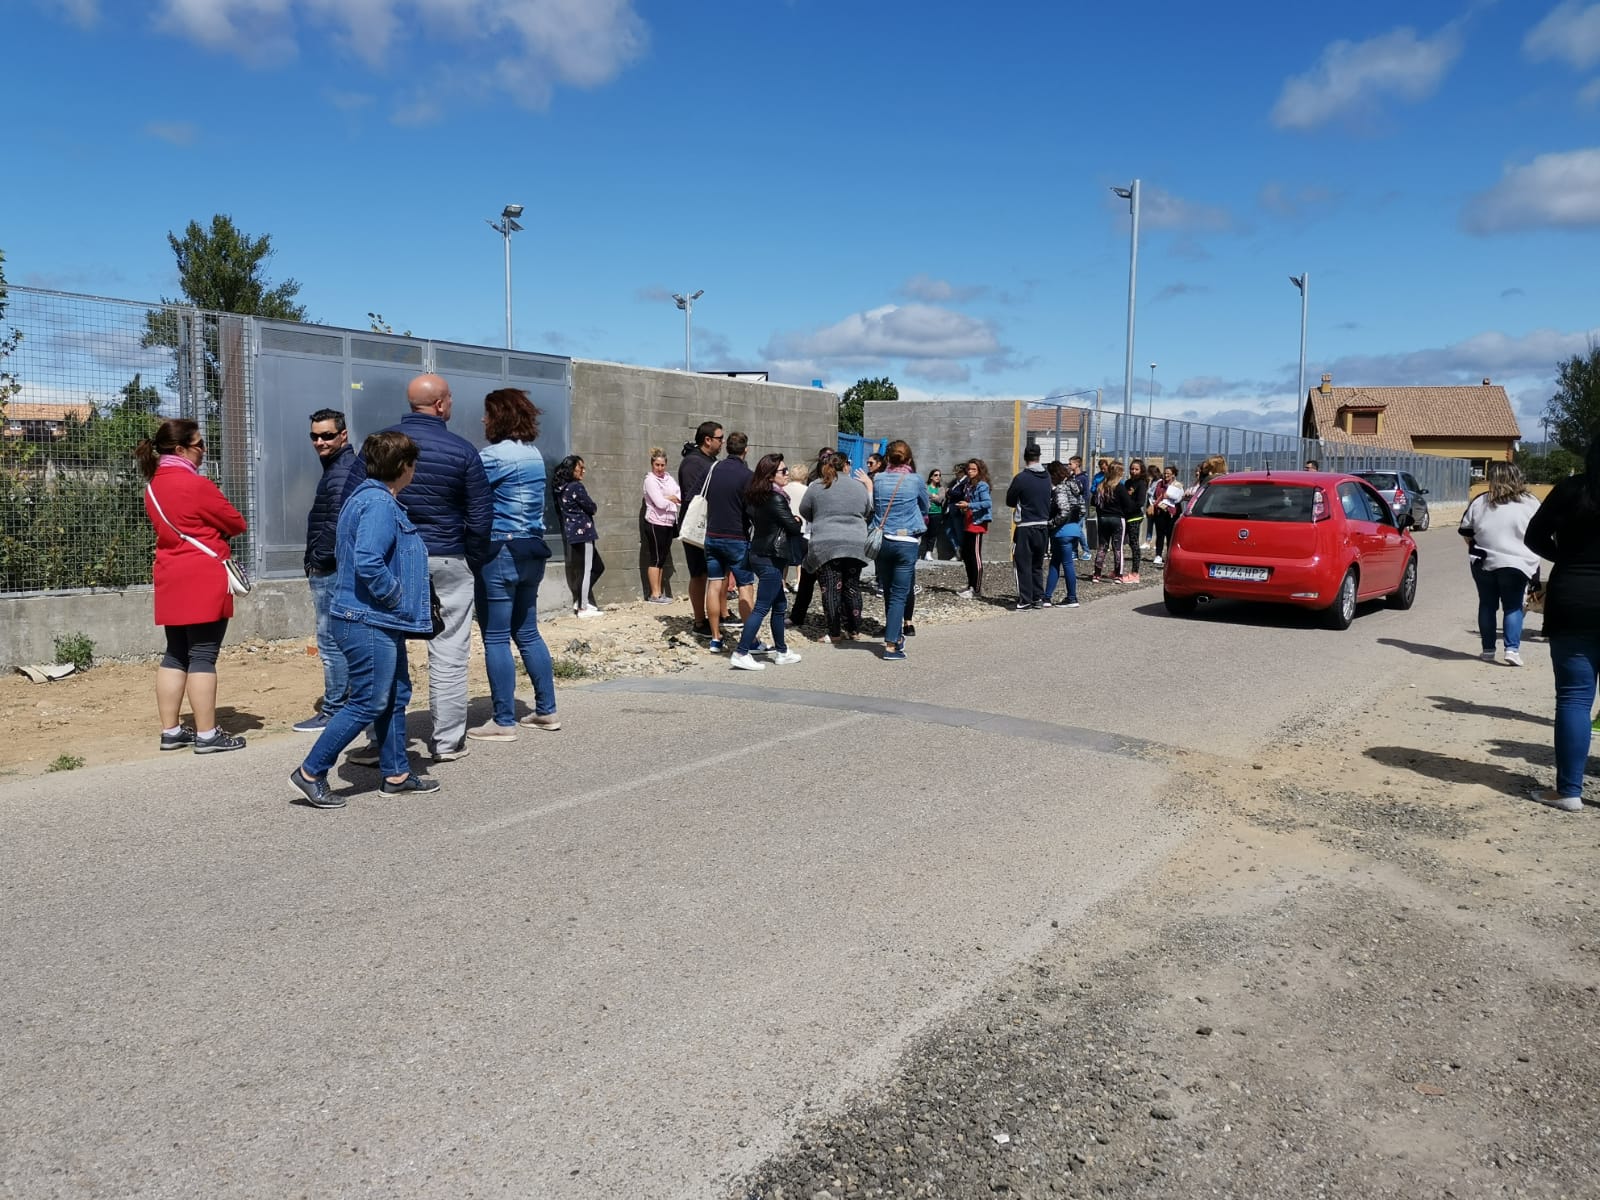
[427,555,475,754]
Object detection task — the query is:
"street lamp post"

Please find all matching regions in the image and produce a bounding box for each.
[1147,360,1157,420]
[486,204,524,349]
[672,289,704,372]
[1112,180,1141,471]
[1290,273,1308,411]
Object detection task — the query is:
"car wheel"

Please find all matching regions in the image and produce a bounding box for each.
[1324,568,1358,630]
[1388,554,1418,609]
[1164,590,1198,616]
[1415,506,1430,532]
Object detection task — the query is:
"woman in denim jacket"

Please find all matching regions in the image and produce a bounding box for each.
[870,439,930,661]
[469,389,558,741]
[291,431,435,810]
[951,458,992,598]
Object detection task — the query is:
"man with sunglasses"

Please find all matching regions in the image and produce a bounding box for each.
[296,408,355,733]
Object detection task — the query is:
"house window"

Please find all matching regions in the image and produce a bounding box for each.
[1350,412,1379,435]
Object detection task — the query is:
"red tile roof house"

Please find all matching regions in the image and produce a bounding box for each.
[1300,373,1521,478]
[2,402,94,442]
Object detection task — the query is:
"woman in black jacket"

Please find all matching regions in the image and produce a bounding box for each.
[1523,440,1600,812]
[1116,458,1149,580]
[731,453,804,671]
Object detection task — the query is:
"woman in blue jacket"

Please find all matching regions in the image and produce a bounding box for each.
[554,455,604,617]
[952,458,992,598]
[290,431,437,810]
[870,440,930,661]
[469,389,558,741]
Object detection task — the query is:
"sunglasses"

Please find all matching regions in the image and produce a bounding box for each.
[309,431,341,442]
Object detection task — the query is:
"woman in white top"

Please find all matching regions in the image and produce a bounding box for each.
[1151,464,1184,565]
[641,447,680,604]
[782,460,811,594]
[1458,461,1543,665]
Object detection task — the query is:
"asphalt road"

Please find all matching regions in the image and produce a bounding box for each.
[0,527,1463,1199]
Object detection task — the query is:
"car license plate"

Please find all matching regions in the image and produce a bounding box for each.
[1209,564,1269,581]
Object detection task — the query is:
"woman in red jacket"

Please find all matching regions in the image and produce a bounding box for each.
[136,419,249,754]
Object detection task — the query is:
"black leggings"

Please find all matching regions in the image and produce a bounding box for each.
[564,542,604,608]
[161,619,228,674]
[644,523,673,570]
[819,559,864,636]
[961,530,985,593]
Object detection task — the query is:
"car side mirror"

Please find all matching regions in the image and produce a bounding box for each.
[1418,488,1429,495]
[1396,511,1415,530]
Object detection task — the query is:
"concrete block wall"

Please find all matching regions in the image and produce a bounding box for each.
[863,400,1023,484]
[569,361,837,604]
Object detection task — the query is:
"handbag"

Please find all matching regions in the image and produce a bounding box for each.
[146,483,251,596]
[679,462,716,548]
[863,471,909,561]
[406,580,446,640]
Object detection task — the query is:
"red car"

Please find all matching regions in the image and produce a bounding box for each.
[1163,471,1418,629]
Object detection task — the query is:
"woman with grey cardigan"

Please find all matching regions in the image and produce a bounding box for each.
[799,451,874,643]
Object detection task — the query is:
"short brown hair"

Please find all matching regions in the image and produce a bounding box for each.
[885,439,913,467]
[363,431,419,482]
[483,388,540,444]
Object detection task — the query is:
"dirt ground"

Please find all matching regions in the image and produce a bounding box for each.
[1,561,1012,778]
[735,643,1600,1198]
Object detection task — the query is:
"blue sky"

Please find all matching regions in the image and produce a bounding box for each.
[5,0,1599,435]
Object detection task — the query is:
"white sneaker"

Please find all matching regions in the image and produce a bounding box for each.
[576,605,604,619]
[729,651,766,671]
[769,650,802,665]
[956,587,974,599]
[1152,555,1163,565]
[1529,786,1582,812]
[1505,649,1524,667]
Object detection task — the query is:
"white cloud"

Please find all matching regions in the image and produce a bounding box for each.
[143,120,198,145]
[1272,25,1462,130]
[1524,2,1600,70]
[1462,148,1600,233]
[902,360,972,385]
[898,274,988,304]
[46,0,100,25]
[763,304,1003,363]
[1321,326,1600,385]
[1138,186,1238,233]
[147,0,647,107]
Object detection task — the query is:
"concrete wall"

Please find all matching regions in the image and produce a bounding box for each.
[4,579,315,665]
[569,361,837,604]
[863,400,1024,486]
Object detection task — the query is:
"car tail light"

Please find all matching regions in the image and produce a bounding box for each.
[1393,484,1406,509]
[1312,488,1329,521]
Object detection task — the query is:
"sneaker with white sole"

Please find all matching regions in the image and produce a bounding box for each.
[518,713,561,732]
[729,651,766,671]
[345,743,381,766]
[428,743,471,762]
[576,606,604,619]
[1528,786,1582,812]
[193,729,246,754]
[956,587,974,599]
[466,722,517,741]
[769,650,802,665]
[1505,649,1524,667]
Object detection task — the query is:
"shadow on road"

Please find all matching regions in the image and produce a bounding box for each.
[214,706,265,733]
[1377,638,1482,662]
[1428,694,1552,726]
[1365,744,1530,796]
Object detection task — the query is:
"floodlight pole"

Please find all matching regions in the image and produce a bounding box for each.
[672,289,704,372]
[1290,272,1309,411]
[487,204,525,349]
[1113,180,1141,471]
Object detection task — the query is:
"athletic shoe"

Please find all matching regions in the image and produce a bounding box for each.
[346,743,381,766]
[518,713,561,732]
[1505,649,1524,667]
[1479,651,1497,663]
[467,722,517,742]
[881,648,907,662]
[1064,601,1081,608]
[1528,786,1582,813]
[428,743,471,763]
[292,713,331,733]
[159,726,195,752]
[193,730,245,754]
[289,768,343,809]
[381,772,441,795]
[1152,555,1163,566]
[730,651,766,671]
[708,638,724,653]
[576,606,604,619]
[902,623,916,636]
[647,595,673,604]
[1031,602,1045,609]
[1120,573,1141,583]
[770,650,803,665]
[1041,600,1053,608]
[956,588,975,599]
[1015,602,1030,611]
[692,620,713,639]
[1091,575,1104,583]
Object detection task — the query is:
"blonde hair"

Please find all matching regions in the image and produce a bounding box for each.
[787,460,809,485]
[648,446,666,463]
[1484,461,1532,506]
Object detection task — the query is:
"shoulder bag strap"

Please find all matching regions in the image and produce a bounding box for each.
[146,482,221,559]
[699,460,718,498]
[873,471,908,530]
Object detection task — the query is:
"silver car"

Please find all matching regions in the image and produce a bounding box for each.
[1355,471,1431,532]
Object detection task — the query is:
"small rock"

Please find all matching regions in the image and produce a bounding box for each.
[1150,1105,1177,1121]
[1196,1026,1214,1037]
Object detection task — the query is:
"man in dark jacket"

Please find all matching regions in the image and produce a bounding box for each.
[344,373,491,761]
[676,419,723,638]
[1005,443,1053,609]
[701,431,756,651]
[295,408,355,733]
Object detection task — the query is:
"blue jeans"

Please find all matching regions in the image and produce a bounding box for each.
[876,538,919,645]
[308,571,349,718]
[1473,563,1528,652]
[1046,530,1082,603]
[703,536,755,586]
[1550,632,1600,799]
[739,553,788,654]
[475,540,555,727]
[302,618,412,780]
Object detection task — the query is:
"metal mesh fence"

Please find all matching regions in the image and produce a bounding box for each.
[0,287,253,595]
[1026,403,1472,503]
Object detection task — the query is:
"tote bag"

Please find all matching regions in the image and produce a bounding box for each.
[679,462,717,549]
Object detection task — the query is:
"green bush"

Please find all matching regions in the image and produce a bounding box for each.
[52,631,95,671]
[551,657,590,680]
[46,753,85,773]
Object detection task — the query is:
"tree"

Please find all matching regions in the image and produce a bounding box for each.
[1516,446,1583,483]
[0,249,21,418]
[162,214,306,318]
[1543,341,1600,454]
[839,375,898,435]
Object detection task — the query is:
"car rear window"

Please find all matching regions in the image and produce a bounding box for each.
[1358,472,1398,489]
[1190,483,1316,522]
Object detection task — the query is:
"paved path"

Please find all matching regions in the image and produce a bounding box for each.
[0,529,1461,1199]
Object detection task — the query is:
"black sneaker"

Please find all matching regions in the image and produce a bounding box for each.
[289,768,344,809]
[159,726,195,752]
[381,772,441,795]
[692,620,713,640]
[902,623,916,637]
[193,730,246,754]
